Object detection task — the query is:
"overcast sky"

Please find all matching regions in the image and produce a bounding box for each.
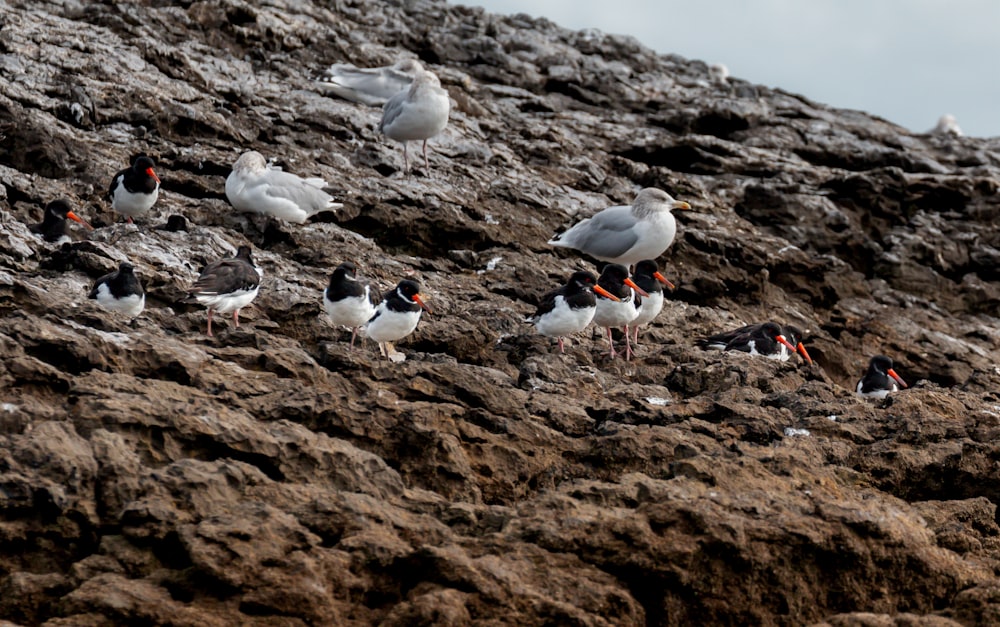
[455,0,1000,138]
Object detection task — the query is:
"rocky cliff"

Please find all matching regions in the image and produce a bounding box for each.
[3,1,1000,625]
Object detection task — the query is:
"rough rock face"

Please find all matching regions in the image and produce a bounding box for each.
[2,1,1000,625]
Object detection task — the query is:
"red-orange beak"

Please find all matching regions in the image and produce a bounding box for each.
[593,285,621,302]
[796,342,813,366]
[623,278,649,298]
[146,167,161,183]
[775,334,797,352]
[653,271,676,291]
[66,211,94,230]
[888,368,907,389]
[413,293,432,314]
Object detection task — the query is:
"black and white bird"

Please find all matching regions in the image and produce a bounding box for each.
[88,262,145,319]
[699,321,806,362]
[379,68,450,172]
[29,199,93,244]
[108,156,160,223]
[856,355,908,399]
[225,151,343,224]
[629,259,674,346]
[548,188,691,267]
[593,264,649,361]
[184,245,261,337]
[527,270,618,354]
[323,262,378,350]
[364,279,432,358]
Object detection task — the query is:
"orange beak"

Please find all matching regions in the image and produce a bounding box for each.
[413,293,432,314]
[593,285,621,302]
[146,167,161,183]
[673,201,692,211]
[888,368,908,389]
[775,334,797,352]
[796,342,813,366]
[66,211,94,230]
[653,271,676,291]
[623,278,649,298]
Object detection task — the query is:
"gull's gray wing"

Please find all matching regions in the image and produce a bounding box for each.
[550,205,639,259]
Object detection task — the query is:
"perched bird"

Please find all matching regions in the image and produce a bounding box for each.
[527,270,619,354]
[708,62,730,86]
[225,151,343,224]
[629,259,674,346]
[323,261,378,350]
[108,155,160,223]
[365,279,432,358]
[184,245,261,337]
[30,199,93,243]
[88,262,145,319]
[856,355,908,399]
[592,264,649,361]
[699,321,805,362]
[931,114,963,137]
[379,68,450,172]
[318,58,424,106]
[548,188,691,267]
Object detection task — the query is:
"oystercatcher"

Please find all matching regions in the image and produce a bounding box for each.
[323,261,378,350]
[699,321,804,362]
[548,188,691,267]
[225,151,343,224]
[365,279,431,358]
[630,259,674,345]
[527,270,619,354]
[108,155,160,223]
[184,245,261,337]
[856,355,908,399]
[593,264,649,361]
[88,261,145,319]
[30,199,93,243]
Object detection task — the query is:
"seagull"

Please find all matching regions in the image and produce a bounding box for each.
[318,58,424,106]
[225,151,343,224]
[108,156,160,223]
[548,188,691,267]
[592,264,649,361]
[527,270,619,354]
[708,62,730,86]
[931,114,963,137]
[856,355,908,399]
[323,261,378,350]
[184,245,261,337]
[29,199,93,244]
[364,279,432,359]
[699,322,812,364]
[379,68,450,172]
[629,259,674,346]
[88,261,145,319]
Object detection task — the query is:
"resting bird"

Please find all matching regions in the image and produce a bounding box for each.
[88,261,145,320]
[592,264,648,361]
[225,151,343,224]
[318,58,424,106]
[548,188,691,267]
[856,355,908,399]
[698,321,807,362]
[629,259,674,345]
[30,199,93,243]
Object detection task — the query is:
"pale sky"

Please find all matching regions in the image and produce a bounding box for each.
[455,0,1000,138]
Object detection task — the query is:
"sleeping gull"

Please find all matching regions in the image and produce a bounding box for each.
[225,151,343,224]
[379,68,450,172]
[318,58,424,107]
[931,114,963,137]
[548,188,691,267]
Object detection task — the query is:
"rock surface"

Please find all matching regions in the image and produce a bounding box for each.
[2,1,1000,625]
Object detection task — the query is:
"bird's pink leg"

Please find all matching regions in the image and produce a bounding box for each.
[402,142,410,173]
[606,328,617,359]
[422,140,430,170]
[233,309,240,328]
[624,326,634,361]
[127,216,134,224]
[350,327,359,351]
[632,325,641,346]
[206,309,214,337]
[558,337,565,353]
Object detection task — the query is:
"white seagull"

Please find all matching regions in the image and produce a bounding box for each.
[225,151,343,224]
[379,68,450,172]
[318,58,425,106]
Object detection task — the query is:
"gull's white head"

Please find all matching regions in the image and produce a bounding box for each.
[932,114,962,137]
[233,150,268,173]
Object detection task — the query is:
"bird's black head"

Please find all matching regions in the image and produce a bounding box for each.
[633,259,659,278]
[870,355,894,371]
[397,279,421,298]
[133,155,156,170]
[336,261,358,278]
[235,245,254,263]
[761,322,784,338]
[118,262,134,273]
[46,199,74,219]
[568,270,598,289]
